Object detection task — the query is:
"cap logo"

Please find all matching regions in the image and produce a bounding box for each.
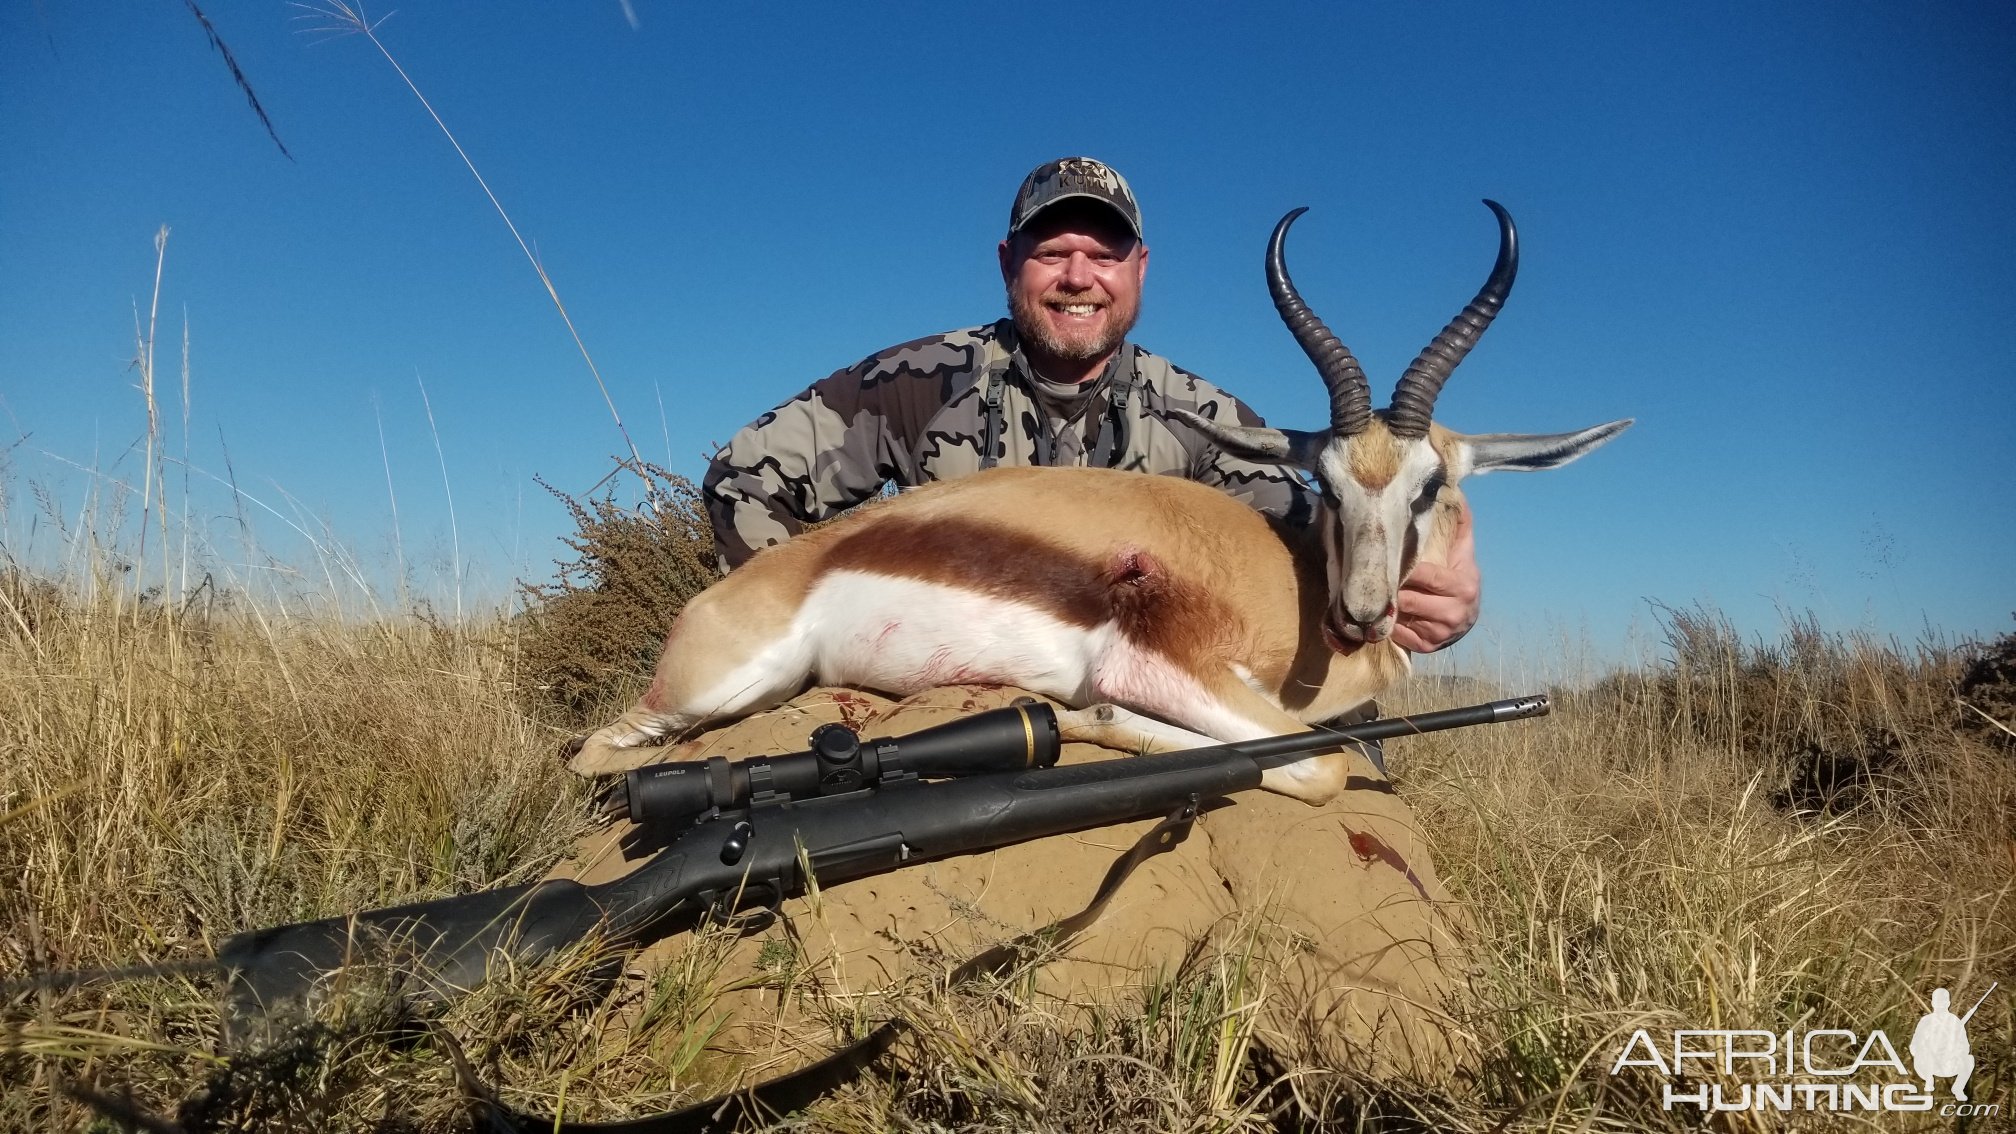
[1047,159,1119,196]
[1010,157,1143,239]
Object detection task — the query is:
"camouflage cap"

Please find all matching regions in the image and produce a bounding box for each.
[1007,157,1144,240]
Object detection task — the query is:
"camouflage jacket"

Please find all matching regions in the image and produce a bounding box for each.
[703,318,1315,571]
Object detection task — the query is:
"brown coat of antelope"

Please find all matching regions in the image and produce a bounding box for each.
[570,202,1630,805]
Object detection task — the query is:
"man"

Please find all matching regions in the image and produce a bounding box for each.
[702,157,1481,654]
[1910,987,1975,1101]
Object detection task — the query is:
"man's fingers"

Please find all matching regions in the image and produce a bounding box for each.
[1396,595,1464,634]
[1402,560,1476,601]
[1393,585,1466,647]
[1388,623,1436,654]
[1401,561,1456,598]
[1392,497,1483,653]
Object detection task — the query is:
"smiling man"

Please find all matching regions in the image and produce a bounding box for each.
[1001,183,1145,384]
[702,157,1481,654]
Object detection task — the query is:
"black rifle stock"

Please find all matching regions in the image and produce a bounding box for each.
[219,694,1549,1020]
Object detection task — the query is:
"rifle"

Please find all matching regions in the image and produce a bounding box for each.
[219,693,1550,1020]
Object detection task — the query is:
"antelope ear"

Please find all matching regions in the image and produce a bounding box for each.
[1168,408,1330,466]
[1458,419,1632,476]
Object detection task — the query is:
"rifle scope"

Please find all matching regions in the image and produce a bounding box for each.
[609,702,1062,825]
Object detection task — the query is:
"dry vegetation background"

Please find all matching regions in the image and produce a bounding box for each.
[7,6,2013,1127]
[4,20,2011,1122]
[1,455,2012,1132]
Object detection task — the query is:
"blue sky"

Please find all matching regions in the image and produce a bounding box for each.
[3,1,2011,664]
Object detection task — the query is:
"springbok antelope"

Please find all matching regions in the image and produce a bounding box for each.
[570,202,1629,804]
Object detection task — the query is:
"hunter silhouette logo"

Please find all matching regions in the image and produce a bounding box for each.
[1610,981,2001,1118]
[1911,983,1993,1101]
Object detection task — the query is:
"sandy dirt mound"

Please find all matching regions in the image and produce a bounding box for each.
[554,685,1473,1091]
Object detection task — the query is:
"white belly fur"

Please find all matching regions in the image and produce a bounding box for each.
[797,571,1222,723]
[796,571,1099,700]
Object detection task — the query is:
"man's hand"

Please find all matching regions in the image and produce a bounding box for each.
[1393,499,1481,653]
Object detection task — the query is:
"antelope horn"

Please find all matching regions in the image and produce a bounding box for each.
[1387,200,1519,439]
[1268,208,1373,437]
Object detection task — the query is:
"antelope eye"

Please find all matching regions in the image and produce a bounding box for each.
[1413,477,1444,511]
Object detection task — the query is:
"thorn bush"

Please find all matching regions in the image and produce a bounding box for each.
[1957,614,2016,751]
[514,460,719,726]
[1583,603,1972,814]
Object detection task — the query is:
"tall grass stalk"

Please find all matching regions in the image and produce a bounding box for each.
[131,225,170,617]
[292,1,648,492]
[177,309,193,609]
[371,393,407,609]
[415,373,461,622]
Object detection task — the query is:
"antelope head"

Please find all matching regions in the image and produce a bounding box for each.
[1176,202,1631,647]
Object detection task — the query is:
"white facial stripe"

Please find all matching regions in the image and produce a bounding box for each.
[1312,434,1448,636]
[1447,441,1474,481]
[1315,445,1353,503]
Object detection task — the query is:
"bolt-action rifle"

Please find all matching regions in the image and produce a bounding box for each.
[219,693,1550,1019]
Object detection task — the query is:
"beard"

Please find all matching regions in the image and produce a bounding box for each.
[1009,288,1140,364]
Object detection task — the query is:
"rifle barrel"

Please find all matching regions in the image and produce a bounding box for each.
[1961,981,1998,1026]
[1228,694,1550,769]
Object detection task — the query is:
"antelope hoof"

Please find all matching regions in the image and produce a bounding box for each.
[566,721,670,778]
[1259,754,1349,806]
[1054,703,1123,730]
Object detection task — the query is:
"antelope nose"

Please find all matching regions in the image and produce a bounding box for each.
[1338,601,1398,644]
[1343,601,1396,627]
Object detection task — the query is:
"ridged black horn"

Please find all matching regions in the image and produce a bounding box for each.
[1386,200,1519,439]
[1268,208,1373,437]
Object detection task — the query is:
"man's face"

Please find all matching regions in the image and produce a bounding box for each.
[999,201,1148,370]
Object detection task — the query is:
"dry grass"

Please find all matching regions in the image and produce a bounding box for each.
[0,555,599,1131]
[2,511,2011,1130]
[38,16,2003,1126]
[1393,615,2016,1132]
